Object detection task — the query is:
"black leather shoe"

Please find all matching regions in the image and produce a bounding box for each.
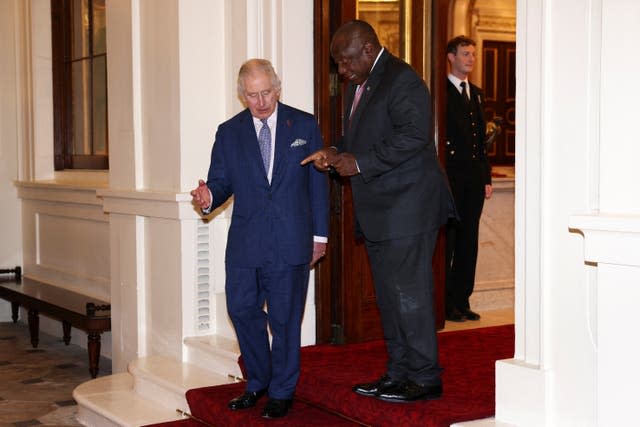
[376,380,443,403]
[262,398,292,418]
[228,388,267,410]
[462,309,481,321]
[445,308,465,322]
[352,375,401,397]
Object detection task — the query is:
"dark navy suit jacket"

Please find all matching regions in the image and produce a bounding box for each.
[338,50,455,242]
[206,102,329,267]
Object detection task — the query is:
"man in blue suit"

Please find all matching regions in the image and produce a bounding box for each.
[191,59,328,419]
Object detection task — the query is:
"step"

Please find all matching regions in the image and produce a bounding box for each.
[130,355,231,410]
[74,373,181,427]
[453,417,517,427]
[74,355,232,426]
[184,334,243,379]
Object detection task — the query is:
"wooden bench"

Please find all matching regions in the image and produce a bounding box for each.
[0,267,111,378]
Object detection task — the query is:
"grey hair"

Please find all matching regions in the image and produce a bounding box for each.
[237,58,282,98]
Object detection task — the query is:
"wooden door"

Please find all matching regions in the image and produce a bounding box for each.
[482,40,516,165]
[313,0,447,345]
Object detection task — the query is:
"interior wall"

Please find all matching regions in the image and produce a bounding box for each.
[449,0,516,86]
[100,0,319,371]
[30,0,55,181]
[0,0,23,320]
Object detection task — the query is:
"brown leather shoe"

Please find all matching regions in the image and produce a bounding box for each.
[352,375,401,397]
[261,398,292,418]
[228,388,267,410]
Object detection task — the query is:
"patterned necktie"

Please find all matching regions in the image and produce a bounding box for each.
[350,82,367,118]
[460,81,470,104]
[258,118,271,174]
[348,80,368,129]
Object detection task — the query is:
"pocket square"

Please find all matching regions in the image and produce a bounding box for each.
[291,138,307,147]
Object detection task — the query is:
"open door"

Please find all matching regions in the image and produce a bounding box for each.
[482,40,516,166]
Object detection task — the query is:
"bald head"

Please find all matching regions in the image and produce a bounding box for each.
[330,20,382,85]
[331,20,381,57]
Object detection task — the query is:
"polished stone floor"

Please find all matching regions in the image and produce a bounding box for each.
[0,321,111,427]
[443,307,513,332]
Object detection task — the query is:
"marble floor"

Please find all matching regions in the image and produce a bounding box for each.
[442,307,513,332]
[0,308,513,427]
[0,321,111,427]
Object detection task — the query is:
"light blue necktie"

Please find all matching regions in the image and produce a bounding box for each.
[258,118,271,174]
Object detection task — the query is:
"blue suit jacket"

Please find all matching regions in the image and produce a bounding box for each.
[206,102,329,267]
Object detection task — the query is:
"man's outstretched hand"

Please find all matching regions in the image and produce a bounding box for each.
[301,148,339,172]
[301,148,358,177]
[190,179,211,210]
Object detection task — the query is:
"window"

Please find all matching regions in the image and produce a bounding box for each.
[51,0,108,170]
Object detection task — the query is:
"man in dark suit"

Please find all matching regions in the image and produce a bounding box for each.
[302,20,455,403]
[444,36,493,322]
[191,59,328,419]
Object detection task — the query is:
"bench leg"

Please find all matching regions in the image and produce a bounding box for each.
[10,302,19,323]
[28,309,39,348]
[62,321,71,345]
[87,332,102,378]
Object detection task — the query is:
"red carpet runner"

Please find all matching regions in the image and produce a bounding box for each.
[147,325,514,427]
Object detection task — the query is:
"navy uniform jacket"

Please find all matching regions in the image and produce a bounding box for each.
[445,79,491,185]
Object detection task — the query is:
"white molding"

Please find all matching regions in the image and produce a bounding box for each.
[246,0,262,58]
[570,213,640,425]
[15,180,106,206]
[494,1,547,426]
[97,188,200,220]
[515,0,544,367]
[569,214,640,266]
[495,359,546,426]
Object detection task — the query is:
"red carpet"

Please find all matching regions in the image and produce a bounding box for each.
[147,325,514,427]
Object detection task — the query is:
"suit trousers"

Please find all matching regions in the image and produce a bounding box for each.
[445,162,486,312]
[225,263,309,400]
[364,229,442,387]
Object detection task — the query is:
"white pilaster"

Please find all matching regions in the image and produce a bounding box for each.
[569,215,640,425]
[497,0,602,425]
[498,0,640,425]
[0,0,24,312]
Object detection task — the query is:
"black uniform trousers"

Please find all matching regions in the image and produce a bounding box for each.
[445,161,486,312]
